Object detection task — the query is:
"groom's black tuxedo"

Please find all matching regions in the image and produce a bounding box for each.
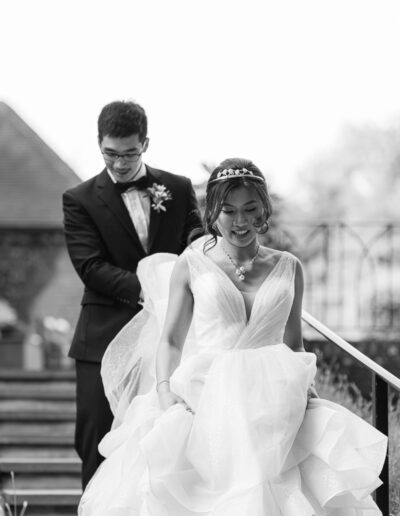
[63,166,201,362]
[63,165,201,487]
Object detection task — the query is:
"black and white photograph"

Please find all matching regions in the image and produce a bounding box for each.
[0,1,399,515]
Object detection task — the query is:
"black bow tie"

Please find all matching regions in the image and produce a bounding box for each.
[114,175,151,193]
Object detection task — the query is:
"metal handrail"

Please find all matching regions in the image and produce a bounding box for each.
[302,309,400,516]
[302,310,400,391]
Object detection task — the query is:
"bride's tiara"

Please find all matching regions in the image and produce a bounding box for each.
[209,168,265,184]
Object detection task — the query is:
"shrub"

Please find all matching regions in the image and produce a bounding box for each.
[315,368,400,515]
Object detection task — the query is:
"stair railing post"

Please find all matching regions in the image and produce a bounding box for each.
[372,373,389,516]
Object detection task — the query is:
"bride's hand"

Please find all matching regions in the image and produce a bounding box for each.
[158,390,193,413]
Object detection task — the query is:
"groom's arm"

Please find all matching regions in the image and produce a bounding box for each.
[63,190,141,307]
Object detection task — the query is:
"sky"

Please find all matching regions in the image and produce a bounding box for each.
[2,0,400,196]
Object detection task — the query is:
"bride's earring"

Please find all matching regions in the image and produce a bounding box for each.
[255,219,269,234]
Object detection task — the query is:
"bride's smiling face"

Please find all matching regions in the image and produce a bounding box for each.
[216,186,263,247]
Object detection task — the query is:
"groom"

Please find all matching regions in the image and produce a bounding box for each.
[63,100,201,488]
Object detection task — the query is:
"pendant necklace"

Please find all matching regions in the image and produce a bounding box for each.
[222,243,260,281]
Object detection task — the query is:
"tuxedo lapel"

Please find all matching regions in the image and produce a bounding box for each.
[95,170,146,253]
[146,167,164,251]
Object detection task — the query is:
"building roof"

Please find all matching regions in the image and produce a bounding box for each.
[0,102,81,228]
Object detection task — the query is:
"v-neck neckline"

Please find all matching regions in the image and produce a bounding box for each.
[198,249,286,326]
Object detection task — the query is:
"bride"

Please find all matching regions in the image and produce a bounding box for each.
[79,158,387,515]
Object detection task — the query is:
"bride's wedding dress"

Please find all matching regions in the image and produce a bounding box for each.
[79,240,387,516]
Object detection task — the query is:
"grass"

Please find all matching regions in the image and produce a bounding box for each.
[0,472,28,516]
[315,367,400,516]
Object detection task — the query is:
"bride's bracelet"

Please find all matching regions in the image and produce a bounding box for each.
[156,380,170,392]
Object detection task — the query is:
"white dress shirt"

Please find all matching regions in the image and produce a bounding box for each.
[107,164,151,253]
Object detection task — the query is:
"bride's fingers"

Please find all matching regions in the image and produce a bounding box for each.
[168,393,194,414]
[182,402,195,414]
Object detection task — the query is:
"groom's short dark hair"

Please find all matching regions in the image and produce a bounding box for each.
[98,101,148,143]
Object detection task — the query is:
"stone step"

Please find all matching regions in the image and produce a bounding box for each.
[0,458,81,489]
[0,371,80,514]
[0,435,74,446]
[0,400,76,420]
[0,434,75,459]
[0,446,77,459]
[0,421,75,436]
[0,457,81,474]
[0,409,75,422]
[0,369,76,382]
[0,504,77,516]
[2,488,81,514]
[0,381,75,400]
[1,472,81,489]
[2,509,77,516]
[0,399,75,411]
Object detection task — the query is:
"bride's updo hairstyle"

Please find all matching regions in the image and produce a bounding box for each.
[204,158,272,251]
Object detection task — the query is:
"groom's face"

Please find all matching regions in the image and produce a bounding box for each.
[100,134,149,183]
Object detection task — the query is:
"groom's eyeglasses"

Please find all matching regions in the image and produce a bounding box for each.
[102,150,142,163]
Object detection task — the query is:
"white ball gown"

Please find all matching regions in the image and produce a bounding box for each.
[79,240,387,516]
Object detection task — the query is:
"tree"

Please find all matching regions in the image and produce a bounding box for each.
[297,122,400,220]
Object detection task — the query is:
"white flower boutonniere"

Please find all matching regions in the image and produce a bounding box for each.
[147,183,173,213]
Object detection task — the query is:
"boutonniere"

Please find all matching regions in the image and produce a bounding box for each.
[147,183,173,213]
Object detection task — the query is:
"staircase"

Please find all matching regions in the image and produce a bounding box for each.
[0,369,81,515]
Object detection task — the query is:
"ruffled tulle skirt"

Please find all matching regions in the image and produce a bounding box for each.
[79,344,387,516]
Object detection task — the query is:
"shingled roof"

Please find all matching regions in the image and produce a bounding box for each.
[0,102,81,228]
